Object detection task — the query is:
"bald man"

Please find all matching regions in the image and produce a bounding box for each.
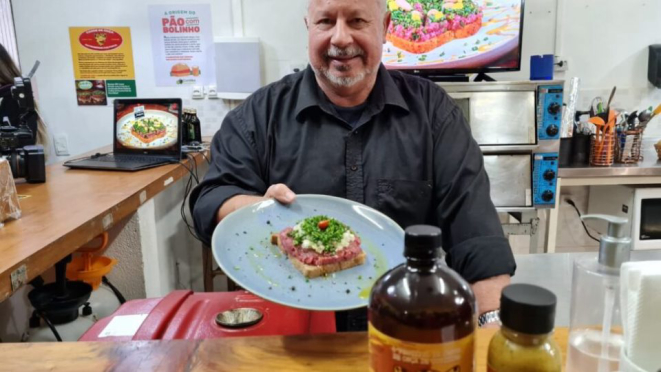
[191,0,515,331]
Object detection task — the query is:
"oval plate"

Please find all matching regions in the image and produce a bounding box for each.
[211,195,405,311]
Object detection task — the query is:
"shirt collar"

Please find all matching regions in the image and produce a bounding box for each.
[295,64,410,121]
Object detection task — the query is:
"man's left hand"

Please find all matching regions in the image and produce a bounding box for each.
[471,274,510,326]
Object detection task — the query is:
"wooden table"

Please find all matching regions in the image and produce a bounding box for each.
[0,328,569,371]
[0,147,208,301]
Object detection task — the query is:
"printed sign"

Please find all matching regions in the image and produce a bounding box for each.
[148,4,216,86]
[69,27,137,105]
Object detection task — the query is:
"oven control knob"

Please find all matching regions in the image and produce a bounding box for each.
[546,125,559,137]
[542,190,555,202]
[548,102,561,115]
[543,170,556,181]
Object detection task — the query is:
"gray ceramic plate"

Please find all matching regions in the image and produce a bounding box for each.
[211,195,405,311]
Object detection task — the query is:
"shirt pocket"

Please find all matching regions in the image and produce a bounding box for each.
[376,179,433,228]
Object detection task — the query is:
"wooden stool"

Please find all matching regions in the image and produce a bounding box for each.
[202,244,239,292]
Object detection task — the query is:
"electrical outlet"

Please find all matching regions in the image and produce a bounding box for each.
[554,56,569,72]
[53,133,69,156]
[207,85,219,99]
[192,85,205,99]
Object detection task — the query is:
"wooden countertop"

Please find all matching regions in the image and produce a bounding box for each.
[0,147,209,301]
[0,328,569,372]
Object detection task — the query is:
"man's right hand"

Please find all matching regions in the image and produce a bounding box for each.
[264,184,296,204]
[216,184,296,223]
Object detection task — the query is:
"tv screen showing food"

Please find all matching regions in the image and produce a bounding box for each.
[383,0,524,74]
[114,102,180,152]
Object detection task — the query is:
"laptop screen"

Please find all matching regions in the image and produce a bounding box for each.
[113,98,182,157]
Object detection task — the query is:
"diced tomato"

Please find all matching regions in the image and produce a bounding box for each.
[318,220,329,230]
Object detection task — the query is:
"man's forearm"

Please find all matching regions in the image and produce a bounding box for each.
[216,195,266,223]
[471,274,510,315]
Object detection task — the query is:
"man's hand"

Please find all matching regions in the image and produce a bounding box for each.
[216,184,296,223]
[471,274,510,326]
[264,184,296,203]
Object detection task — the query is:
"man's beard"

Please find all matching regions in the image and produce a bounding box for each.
[312,45,377,88]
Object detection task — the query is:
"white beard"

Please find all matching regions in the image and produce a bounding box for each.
[311,45,377,88]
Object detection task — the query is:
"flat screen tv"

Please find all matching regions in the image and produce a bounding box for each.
[382,0,525,77]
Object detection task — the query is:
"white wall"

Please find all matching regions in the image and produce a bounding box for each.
[12,0,235,162]
[556,0,661,137]
[13,0,661,162]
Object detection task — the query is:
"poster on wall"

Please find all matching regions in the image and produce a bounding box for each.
[148,4,216,86]
[69,27,137,106]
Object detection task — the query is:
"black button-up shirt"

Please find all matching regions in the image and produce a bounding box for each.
[191,65,516,283]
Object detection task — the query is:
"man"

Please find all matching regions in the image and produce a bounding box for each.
[191,0,515,330]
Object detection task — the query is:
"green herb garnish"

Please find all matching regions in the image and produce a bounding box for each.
[287,215,350,254]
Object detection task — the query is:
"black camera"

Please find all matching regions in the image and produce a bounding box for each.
[0,76,46,183]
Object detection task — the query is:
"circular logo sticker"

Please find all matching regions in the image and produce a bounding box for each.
[79,29,123,51]
[77,80,93,90]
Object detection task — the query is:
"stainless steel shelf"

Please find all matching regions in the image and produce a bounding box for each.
[559,139,661,178]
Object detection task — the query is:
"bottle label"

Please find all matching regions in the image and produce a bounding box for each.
[369,323,474,372]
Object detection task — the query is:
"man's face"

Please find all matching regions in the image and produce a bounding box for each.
[306,0,388,89]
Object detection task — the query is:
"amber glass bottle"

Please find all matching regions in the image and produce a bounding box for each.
[368,225,477,372]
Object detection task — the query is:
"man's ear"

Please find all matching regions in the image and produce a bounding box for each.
[382,12,391,44]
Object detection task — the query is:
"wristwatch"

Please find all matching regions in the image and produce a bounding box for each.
[478,309,501,328]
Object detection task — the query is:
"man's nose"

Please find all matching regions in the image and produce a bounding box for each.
[330,20,353,48]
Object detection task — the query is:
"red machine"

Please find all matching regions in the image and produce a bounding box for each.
[80,290,336,341]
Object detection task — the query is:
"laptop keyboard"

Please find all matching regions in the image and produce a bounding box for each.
[96,154,169,164]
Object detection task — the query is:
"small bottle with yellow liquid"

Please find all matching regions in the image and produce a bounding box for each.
[487,284,562,372]
[368,225,476,372]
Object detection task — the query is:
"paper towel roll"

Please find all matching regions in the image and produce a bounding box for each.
[620,261,661,372]
[0,158,22,225]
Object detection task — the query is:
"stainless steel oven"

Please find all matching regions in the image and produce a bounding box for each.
[444,81,564,252]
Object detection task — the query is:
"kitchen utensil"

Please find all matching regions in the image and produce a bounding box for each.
[589,110,617,157]
[652,104,661,118]
[627,111,638,131]
[606,86,617,112]
[638,109,652,123]
[211,194,405,311]
[591,97,604,116]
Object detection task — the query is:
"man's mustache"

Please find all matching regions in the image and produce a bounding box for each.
[324,45,365,59]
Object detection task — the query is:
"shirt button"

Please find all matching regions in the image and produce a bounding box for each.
[351,165,358,171]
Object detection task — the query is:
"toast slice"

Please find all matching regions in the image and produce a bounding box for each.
[271,234,366,279]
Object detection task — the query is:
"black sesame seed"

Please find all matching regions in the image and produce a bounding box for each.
[346,289,351,294]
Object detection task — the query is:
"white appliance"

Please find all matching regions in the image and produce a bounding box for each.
[587,185,661,251]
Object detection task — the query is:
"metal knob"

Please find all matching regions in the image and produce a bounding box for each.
[542,190,554,202]
[548,102,561,115]
[543,170,556,181]
[546,125,559,137]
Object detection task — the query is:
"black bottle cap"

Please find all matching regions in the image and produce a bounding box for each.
[404,225,442,259]
[500,284,557,334]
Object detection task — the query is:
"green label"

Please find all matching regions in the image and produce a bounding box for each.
[106,80,137,98]
[77,80,92,90]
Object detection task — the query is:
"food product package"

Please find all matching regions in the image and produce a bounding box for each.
[0,158,22,226]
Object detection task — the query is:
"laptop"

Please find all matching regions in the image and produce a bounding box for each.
[64,98,182,171]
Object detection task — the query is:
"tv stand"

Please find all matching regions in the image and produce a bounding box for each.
[427,75,470,83]
[473,73,496,82]
[422,72,497,83]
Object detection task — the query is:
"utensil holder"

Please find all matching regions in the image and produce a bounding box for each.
[590,132,615,166]
[571,133,592,166]
[616,129,644,164]
[655,142,661,161]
